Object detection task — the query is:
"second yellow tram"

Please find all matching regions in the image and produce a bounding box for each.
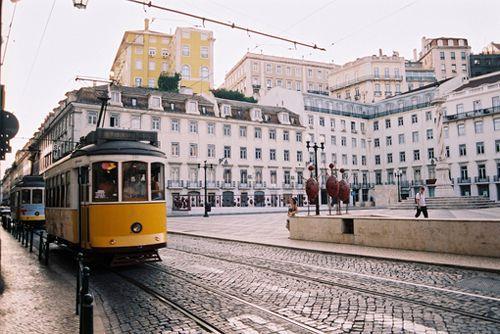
[44,129,167,265]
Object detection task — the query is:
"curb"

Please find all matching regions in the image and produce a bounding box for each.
[168,231,500,273]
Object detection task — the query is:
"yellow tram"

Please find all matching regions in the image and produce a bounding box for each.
[44,129,167,265]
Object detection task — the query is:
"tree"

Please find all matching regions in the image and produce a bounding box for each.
[157,72,181,92]
[211,88,257,103]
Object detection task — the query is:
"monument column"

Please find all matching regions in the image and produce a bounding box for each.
[434,102,455,197]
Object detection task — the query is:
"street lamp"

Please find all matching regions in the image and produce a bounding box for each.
[394,168,402,202]
[73,0,88,9]
[306,140,324,215]
[197,160,214,218]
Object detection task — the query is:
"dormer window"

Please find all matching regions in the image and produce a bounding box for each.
[149,96,162,110]
[201,106,207,114]
[278,112,290,125]
[109,91,122,106]
[222,104,231,117]
[250,108,262,121]
[148,48,157,56]
[186,100,199,115]
[131,98,137,107]
[170,103,175,111]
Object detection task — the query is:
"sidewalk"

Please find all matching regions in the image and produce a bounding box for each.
[0,228,78,334]
[168,208,500,272]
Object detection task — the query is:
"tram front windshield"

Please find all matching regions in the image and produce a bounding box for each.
[122,161,147,201]
[32,189,43,204]
[21,190,31,204]
[92,161,118,202]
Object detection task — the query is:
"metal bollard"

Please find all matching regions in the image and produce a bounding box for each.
[24,229,29,248]
[38,231,44,261]
[29,229,34,252]
[80,293,94,334]
[76,253,83,315]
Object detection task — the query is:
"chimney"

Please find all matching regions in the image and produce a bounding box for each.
[144,18,150,31]
[413,49,417,61]
[379,49,383,57]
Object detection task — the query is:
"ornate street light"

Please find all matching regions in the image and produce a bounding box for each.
[73,0,88,9]
[197,161,214,218]
[394,168,402,202]
[306,140,324,215]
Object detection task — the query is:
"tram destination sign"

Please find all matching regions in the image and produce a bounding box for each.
[88,128,158,144]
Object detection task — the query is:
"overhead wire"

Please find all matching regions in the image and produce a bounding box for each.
[1,2,18,66]
[280,0,338,33]
[20,0,57,98]
[124,0,325,51]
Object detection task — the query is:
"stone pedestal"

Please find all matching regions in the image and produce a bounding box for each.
[434,161,455,197]
[372,184,398,206]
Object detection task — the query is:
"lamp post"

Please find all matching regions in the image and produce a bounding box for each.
[394,168,402,202]
[198,160,213,217]
[306,141,324,215]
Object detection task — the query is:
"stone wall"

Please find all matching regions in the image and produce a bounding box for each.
[289,215,500,257]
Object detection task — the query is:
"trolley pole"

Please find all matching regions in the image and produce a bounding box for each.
[306,141,324,216]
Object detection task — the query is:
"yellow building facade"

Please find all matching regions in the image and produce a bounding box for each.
[111,19,214,94]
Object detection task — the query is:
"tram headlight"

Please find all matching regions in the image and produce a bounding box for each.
[131,222,142,233]
[35,211,40,216]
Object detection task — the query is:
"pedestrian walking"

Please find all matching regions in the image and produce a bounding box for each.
[286,197,298,230]
[415,186,428,218]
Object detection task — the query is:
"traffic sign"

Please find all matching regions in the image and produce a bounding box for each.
[1,111,19,139]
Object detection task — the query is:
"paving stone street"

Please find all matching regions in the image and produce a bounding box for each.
[1,211,500,333]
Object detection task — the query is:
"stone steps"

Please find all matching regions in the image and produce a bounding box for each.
[389,196,500,209]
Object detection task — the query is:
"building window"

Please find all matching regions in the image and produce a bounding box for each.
[398,134,405,144]
[474,121,483,134]
[255,127,262,139]
[374,138,380,148]
[182,45,190,56]
[352,138,357,147]
[200,46,209,58]
[283,130,290,141]
[386,136,392,146]
[398,117,404,126]
[399,151,406,162]
[444,126,449,138]
[207,144,215,158]
[201,66,209,80]
[451,52,456,60]
[223,124,231,136]
[341,136,347,146]
[375,155,380,165]
[189,143,198,157]
[87,111,97,125]
[171,142,180,157]
[189,121,198,133]
[461,51,466,60]
[459,144,467,156]
[412,131,419,143]
[352,155,358,165]
[171,119,179,132]
[494,118,500,130]
[361,155,366,166]
[240,147,247,159]
[297,151,303,162]
[224,146,231,158]
[413,150,420,160]
[270,149,276,160]
[135,60,142,70]
[425,111,432,121]
[495,140,500,153]
[207,123,215,134]
[446,146,450,158]
[457,123,465,136]
[269,129,276,140]
[387,153,393,164]
[428,148,434,160]
[181,65,191,79]
[255,148,262,160]
[239,126,247,137]
[134,77,142,87]
[296,131,302,142]
[426,129,433,140]
[110,113,120,127]
[411,114,418,123]
[373,121,379,131]
[476,142,485,155]
[284,150,290,161]
[440,51,445,60]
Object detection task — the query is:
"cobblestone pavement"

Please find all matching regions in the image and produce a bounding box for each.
[89,233,500,333]
[0,228,79,334]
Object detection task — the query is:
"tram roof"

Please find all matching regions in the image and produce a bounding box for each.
[71,140,165,158]
[14,176,45,188]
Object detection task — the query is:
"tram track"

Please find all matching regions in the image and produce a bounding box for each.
[165,246,500,325]
[114,263,329,333]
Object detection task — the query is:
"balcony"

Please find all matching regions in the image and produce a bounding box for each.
[457,177,471,184]
[384,91,392,96]
[374,91,382,97]
[253,182,267,189]
[474,176,490,183]
[238,182,251,189]
[282,182,294,190]
[205,181,219,189]
[167,180,184,189]
[186,180,202,189]
[221,181,236,189]
[444,106,500,122]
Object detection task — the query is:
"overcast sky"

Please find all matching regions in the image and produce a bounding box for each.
[1,0,499,175]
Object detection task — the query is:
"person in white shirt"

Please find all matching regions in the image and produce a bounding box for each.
[415,186,428,218]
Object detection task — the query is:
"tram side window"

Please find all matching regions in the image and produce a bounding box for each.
[55,175,61,207]
[92,161,118,202]
[33,189,43,204]
[122,161,147,202]
[60,173,66,208]
[151,163,165,200]
[22,190,31,204]
[66,171,71,207]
